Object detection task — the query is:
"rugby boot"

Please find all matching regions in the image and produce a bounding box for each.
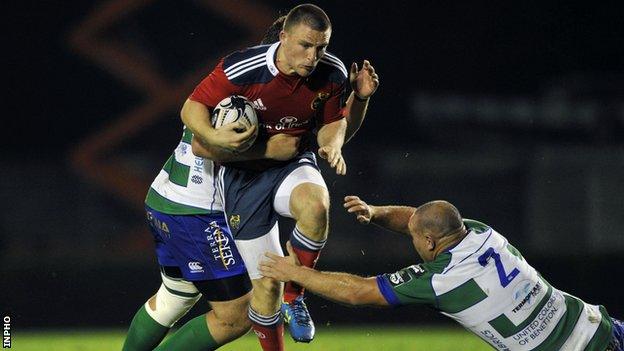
[281,295,315,343]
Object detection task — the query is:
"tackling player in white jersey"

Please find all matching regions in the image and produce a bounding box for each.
[122,126,299,351]
[260,197,623,351]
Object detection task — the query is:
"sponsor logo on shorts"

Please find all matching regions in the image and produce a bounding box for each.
[229,215,241,229]
[191,175,203,184]
[188,261,204,273]
[146,211,170,235]
[205,221,237,269]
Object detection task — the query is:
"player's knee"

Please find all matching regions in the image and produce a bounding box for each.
[291,184,329,228]
[145,277,201,327]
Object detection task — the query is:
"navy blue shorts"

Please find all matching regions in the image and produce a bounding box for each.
[146,205,247,281]
[220,152,320,240]
[610,317,624,351]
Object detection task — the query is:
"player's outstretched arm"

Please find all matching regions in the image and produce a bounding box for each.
[181,99,256,152]
[317,118,347,175]
[344,196,414,236]
[344,60,379,143]
[191,133,300,162]
[259,242,389,307]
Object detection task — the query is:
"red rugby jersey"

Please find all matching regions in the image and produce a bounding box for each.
[189,42,348,138]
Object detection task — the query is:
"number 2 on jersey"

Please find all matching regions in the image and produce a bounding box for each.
[478,247,519,288]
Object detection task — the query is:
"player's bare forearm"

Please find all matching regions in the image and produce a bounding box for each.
[317,118,347,149]
[191,133,300,162]
[180,99,215,144]
[191,136,265,162]
[344,196,414,235]
[290,267,388,307]
[344,92,369,143]
[317,119,348,174]
[259,244,388,306]
[344,59,378,142]
[370,205,415,235]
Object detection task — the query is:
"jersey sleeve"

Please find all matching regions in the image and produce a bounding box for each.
[189,59,240,109]
[320,78,347,125]
[376,263,438,307]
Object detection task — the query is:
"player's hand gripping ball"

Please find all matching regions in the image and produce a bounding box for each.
[212,95,259,151]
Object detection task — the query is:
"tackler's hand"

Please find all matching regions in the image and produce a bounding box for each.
[343,195,374,224]
[259,241,301,282]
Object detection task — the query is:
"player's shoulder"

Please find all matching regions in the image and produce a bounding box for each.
[317,51,348,84]
[463,218,491,234]
[222,43,275,85]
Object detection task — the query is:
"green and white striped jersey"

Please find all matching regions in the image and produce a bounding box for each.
[145,127,221,214]
[378,219,613,350]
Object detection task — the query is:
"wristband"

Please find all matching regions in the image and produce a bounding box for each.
[354,94,369,102]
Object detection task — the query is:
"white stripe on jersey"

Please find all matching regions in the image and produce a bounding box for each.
[321,54,347,71]
[225,57,265,78]
[323,52,345,67]
[320,58,348,77]
[224,53,265,74]
[227,61,267,80]
[322,53,348,77]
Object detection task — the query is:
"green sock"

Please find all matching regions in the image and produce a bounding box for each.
[153,314,218,351]
[122,305,170,351]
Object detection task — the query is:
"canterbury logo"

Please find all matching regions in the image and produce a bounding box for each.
[188,261,203,272]
[253,330,266,339]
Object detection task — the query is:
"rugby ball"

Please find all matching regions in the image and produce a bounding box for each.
[212,95,259,151]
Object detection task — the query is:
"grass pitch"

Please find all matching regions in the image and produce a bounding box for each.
[13,326,490,350]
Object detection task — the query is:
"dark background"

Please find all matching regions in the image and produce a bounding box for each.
[3,0,623,329]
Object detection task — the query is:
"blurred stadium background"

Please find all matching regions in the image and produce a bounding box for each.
[3,1,623,350]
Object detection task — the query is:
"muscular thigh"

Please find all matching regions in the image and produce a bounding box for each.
[273,165,327,218]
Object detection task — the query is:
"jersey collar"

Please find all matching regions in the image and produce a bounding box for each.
[266,42,280,77]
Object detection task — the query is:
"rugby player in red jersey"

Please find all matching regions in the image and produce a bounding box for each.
[182,4,379,350]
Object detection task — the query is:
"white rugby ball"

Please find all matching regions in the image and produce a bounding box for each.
[212,95,259,150]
